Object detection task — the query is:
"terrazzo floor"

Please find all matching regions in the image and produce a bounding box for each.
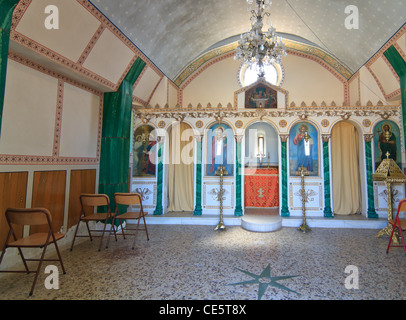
[0,224,405,301]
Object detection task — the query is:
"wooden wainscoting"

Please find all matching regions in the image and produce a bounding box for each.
[68,169,96,229]
[0,172,28,250]
[31,171,66,234]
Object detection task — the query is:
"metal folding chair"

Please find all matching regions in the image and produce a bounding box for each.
[387,199,406,257]
[106,193,149,250]
[70,194,116,251]
[0,208,66,296]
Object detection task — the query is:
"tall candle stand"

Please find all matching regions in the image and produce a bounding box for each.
[215,164,228,231]
[297,165,311,233]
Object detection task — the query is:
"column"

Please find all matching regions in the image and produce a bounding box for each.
[322,134,333,218]
[364,134,378,219]
[98,58,146,217]
[280,135,290,217]
[234,135,244,216]
[193,134,203,216]
[153,136,165,215]
[0,0,19,136]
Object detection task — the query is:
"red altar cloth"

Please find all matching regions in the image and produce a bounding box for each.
[244,168,279,208]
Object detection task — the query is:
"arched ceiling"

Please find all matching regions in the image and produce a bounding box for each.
[91,0,406,81]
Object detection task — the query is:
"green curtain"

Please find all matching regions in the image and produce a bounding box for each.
[384,46,406,148]
[98,58,146,219]
[0,0,19,137]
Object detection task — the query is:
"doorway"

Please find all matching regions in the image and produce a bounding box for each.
[244,122,279,215]
[167,122,195,212]
[331,121,362,215]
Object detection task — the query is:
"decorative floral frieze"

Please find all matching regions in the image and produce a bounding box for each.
[133,105,400,122]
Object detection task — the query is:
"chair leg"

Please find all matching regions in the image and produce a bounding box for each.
[85,221,93,242]
[105,217,117,249]
[98,219,116,251]
[17,247,30,273]
[387,223,397,254]
[119,219,126,239]
[53,241,66,274]
[142,215,149,241]
[131,218,142,250]
[0,231,11,266]
[29,243,48,296]
[399,229,406,257]
[112,220,118,242]
[97,221,108,251]
[0,246,7,267]
[70,220,81,251]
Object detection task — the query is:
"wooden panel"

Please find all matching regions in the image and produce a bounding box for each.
[0,172,28,249]
[31,171,66,234]
[68,169,96,229]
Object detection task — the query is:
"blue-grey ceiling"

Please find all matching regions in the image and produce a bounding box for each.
[91,0,406,80]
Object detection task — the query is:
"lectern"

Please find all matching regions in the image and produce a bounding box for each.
[373,152,406,244]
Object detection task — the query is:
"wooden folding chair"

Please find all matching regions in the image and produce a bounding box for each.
[106,193,149,250]
[0,208,66,296]
[70,194,117,251]
[387,199,406,257]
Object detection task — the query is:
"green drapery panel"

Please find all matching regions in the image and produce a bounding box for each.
[323,140,333,217]
[193,138,203,215]
[280,138,290,217]
[234,137,243,216]
[0,0,19,137]
[153,139,164,215]
[384,46,406,148]
[365,138,378,219]
[98,58,146,219]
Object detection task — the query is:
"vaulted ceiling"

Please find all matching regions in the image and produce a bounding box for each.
[92,0,406,81]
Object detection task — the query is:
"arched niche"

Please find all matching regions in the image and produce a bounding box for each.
[373,120,402,171]
[244,121,279,168]
[288,121,319,177]
[205,122,234,177]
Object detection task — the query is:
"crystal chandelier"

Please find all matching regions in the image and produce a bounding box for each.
[234,0,287,79]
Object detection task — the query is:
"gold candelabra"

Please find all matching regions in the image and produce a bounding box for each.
[297,165,311,233]
[215,165,228,231]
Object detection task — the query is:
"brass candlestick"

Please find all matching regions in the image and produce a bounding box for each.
[297,165,311,233]
[215,164,228,231]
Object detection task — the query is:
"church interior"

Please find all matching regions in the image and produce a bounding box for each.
[1,0,406,301]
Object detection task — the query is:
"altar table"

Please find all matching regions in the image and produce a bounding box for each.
[244,168,279,208]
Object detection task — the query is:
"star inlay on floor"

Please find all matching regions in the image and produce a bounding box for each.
[227,264,301,300]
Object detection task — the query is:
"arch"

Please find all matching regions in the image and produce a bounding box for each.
[243,118,280,133]
[287,118,322,136]
[244,121,279,167]
[204,118,236,134]
[204,121,235,177]
[328,118,364,137]
[243,121,280,210]
[372,119,401,170]
[288,120,320,177]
